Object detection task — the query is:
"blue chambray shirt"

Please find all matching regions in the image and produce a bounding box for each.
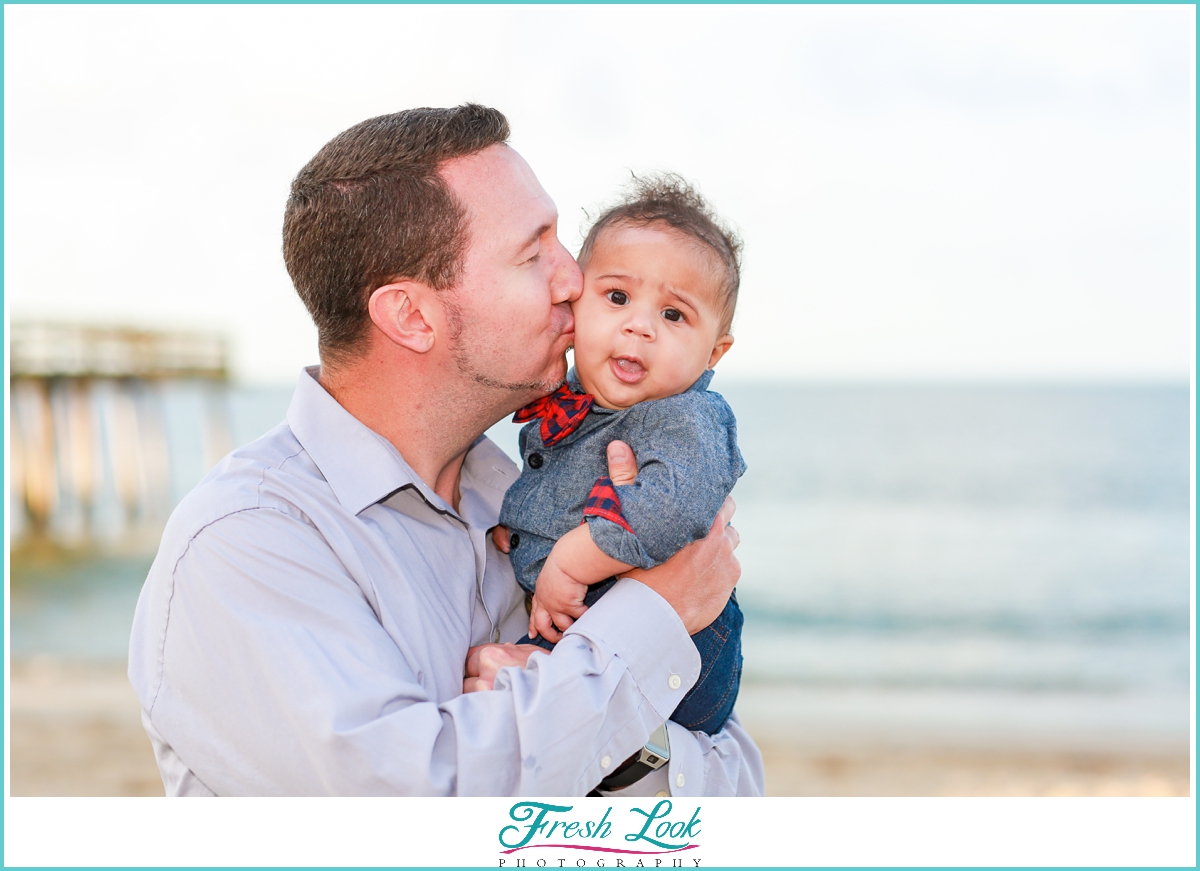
[501,368,747,594]
[127,367,763,796]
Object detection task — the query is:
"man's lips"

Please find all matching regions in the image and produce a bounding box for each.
[609,356,646,384]
[553,312,575,349]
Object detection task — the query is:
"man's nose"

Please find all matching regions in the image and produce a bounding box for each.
[550,240,583,304]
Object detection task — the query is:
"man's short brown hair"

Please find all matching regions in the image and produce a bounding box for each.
[577,173,743,334]
[282,105,509,365]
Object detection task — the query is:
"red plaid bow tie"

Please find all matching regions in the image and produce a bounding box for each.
[513,384,595,446]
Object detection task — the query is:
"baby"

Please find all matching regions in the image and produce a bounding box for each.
[498,174,746,736]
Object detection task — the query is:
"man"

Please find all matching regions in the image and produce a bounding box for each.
[128,105,763,796]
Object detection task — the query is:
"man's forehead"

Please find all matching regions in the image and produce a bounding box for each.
[439,144,557,232]
[438,142,514,185]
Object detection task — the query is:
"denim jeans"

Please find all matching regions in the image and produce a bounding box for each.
[519,582,743,736]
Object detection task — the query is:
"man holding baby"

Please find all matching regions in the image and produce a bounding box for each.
[128,104,763,796]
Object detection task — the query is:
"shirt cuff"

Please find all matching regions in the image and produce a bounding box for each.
[589,723,703,798]
[662,720,704,796]
[564,577,701,725]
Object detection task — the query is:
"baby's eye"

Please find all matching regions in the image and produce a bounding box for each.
[662,308,683,322]
[606,290,629,306]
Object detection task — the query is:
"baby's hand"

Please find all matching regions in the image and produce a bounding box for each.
[528,524,635,643]
[529,553,590,643]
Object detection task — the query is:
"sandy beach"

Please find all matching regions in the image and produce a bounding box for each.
[9,658,163,796]
[8,658,1189,797]
[751,737,1189,797]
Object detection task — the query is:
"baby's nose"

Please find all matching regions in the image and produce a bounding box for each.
[623,311,655,339]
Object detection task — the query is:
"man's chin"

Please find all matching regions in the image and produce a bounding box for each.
[530,357,569,396]
[467,367,564,408]
[522,373,566,404]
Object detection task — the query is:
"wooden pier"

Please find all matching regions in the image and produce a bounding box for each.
[9,323,231,547]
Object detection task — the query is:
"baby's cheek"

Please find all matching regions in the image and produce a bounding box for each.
[570,323,607,362]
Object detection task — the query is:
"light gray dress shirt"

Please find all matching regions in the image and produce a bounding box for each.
[127,368,764,796]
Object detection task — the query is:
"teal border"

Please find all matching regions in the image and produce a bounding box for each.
[1,2,1195,870]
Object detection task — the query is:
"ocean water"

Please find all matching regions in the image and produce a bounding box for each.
[726,383,1192,750]
[10,380,1193,747]
[725,384,1191,687]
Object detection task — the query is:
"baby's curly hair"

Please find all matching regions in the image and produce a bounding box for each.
[577,173,742,334]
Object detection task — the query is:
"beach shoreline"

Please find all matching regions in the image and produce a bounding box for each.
[8,658,1189,798]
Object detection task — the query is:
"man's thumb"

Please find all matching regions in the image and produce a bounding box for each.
[606,440,638,487]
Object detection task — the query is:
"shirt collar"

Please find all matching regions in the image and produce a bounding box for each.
[458,436,520,530]
[286,367,518,522]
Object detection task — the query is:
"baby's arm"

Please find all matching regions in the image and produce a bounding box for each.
[531,524,633,642]
[587,395,745,569]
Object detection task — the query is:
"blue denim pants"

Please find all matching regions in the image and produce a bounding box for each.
[519,581,743,736]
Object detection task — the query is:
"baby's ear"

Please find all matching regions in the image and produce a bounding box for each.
[708,334,734,369]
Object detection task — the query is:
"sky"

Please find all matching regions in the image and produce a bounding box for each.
[4,5,1194,384]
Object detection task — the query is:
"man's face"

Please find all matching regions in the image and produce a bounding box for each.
[439,145,582,407]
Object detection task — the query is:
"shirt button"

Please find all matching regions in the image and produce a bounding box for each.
[668,674,682,690]
[676,773,685,788]
[600,755,612,769]
[527,453,543,469]
[655,791,669,798]
[509,533,520,549]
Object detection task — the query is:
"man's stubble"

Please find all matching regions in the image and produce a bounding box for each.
[443,292,567,397]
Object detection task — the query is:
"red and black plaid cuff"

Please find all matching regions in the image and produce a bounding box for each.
[582,475,634,534]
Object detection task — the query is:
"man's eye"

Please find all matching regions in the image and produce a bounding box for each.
[662,308,683,322]
[606,291,629,305]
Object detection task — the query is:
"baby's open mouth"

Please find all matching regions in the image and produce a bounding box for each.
[610,356,646,384]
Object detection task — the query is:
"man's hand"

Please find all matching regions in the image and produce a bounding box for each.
[605,439,638,486]
[463,643,543,693]
[625,495,740,636]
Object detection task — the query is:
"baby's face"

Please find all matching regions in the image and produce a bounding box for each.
[571,223,733,410]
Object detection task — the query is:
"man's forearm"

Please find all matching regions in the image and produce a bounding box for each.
[135,510,697,796]
[482,579,706,794]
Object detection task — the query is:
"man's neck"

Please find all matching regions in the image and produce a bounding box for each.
[318,355,496,511]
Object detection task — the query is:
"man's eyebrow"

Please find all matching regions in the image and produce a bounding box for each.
[518,223,554,253]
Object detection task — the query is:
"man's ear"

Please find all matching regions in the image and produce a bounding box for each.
[368,280,438,354]
[708,334,734,369]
